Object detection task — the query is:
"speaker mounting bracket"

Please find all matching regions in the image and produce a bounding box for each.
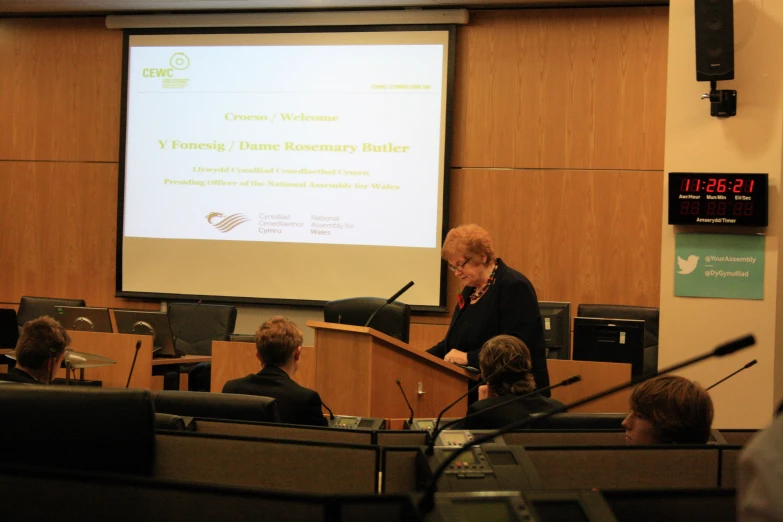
[701,80,736,118]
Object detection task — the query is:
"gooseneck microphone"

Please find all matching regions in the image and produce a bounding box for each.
[364,281,414,329]
[126,340,143,388]
[396,378,415,425]
[171,299,203,352]
[706,359,757,391]
[321,400,335,421]
[432,354,522,436]
[427,375,581,451]
[418,333,756,514]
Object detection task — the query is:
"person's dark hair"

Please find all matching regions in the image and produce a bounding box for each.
[16,316,71,370]
[255,316,303,367]
[629,375,714,444]
[479,335,535,396]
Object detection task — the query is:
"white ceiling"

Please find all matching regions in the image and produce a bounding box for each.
[0,0,665,15]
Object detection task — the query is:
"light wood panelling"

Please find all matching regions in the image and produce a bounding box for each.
[446,168,663,314]
[409,322,449,351]
[452,8,668,170]
[0,18,122,162]
[0,161,155,309]
[0,9,667,326]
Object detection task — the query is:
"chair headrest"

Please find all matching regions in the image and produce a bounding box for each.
[324,297,411,343]
[0,386,155,474]
[18,296,86,326]
[153,390,281,423]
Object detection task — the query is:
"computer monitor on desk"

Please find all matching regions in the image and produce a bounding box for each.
[54,306,113,333]
[572,317,645,377]
[539,301,571,360]
[113,310,181,358]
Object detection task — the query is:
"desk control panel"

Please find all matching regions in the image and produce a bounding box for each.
[438,446,493,477]
[418,444,541,492]
[436,429,507,447]
[407,418,458,432]
[329,416,385,430]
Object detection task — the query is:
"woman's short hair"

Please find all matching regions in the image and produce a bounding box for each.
[441,224,495,267]
[479,335,536,396]
[255,316,303,367]
[630,375,714,444]
[16,316,71,370]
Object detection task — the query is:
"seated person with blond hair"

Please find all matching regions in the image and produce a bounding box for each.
[222,316,327,426]
[622,375,713,445]
[463,335,564,430]
[0,316,70,385]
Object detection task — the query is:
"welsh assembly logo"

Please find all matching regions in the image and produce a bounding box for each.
[206,212,250,233]
[677,255,699,275]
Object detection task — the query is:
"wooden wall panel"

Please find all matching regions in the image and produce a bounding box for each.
[446,168,663,316]
[0,9,667,326]
[0,161,155,310]
[452,8,668,170]
[0,18,122,162]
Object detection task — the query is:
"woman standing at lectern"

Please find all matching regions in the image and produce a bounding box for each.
[427,224,551,397]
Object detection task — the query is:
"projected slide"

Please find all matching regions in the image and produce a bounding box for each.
[120,30,450,306]
[124,39,444,248]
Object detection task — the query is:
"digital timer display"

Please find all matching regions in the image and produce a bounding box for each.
[668,173,768,227]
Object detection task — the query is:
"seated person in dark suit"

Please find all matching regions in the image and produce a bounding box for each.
[0,316,70,385]
[464,335,563,430]
[222,316,327,426]
[622,375,713,445]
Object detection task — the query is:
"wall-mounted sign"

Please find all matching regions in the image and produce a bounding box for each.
[674,233,764,300]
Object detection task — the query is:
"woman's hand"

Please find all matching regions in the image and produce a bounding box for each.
[444,349,468,366]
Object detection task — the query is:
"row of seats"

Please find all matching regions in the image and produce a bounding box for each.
[0,386,746,492]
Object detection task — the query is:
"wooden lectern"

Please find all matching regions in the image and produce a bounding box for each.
[306,321,475,418]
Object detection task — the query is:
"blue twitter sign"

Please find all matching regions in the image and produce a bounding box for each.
[674,233,764,299]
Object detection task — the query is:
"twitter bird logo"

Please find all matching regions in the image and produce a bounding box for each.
[677,255,699,275]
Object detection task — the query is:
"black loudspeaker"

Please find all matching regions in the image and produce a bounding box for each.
[695,0,734,81]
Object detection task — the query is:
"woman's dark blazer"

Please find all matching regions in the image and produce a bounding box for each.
[427,258,551,395]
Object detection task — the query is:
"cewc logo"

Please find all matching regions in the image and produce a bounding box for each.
[677,255,699,275]
[206,212,250,233]
[142,52,190,78]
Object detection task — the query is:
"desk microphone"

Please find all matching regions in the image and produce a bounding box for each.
[364,281,414,329]
[432,354,522,436]
[706,359,757,391]
[396,378,415,426]
[126,340,142,388]
[171,299,202,352]
[417,333,756,514]
[321,400,335,421]
[427,375,581,450]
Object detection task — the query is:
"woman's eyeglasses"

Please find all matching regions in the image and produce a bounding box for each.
[448,257,472,272]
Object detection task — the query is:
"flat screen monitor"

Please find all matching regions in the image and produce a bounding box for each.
[113,310,180,358]
[53,306,113,333]
[572,317,645,377]
[0,309,19,349]
[539,301,570,360]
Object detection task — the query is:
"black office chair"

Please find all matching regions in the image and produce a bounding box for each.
[162,303,237,392]
[0,386,155,474]
[578,304,660,375]
[152,390,281,423]
[17,296,86,327]
[323,297,411,343]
